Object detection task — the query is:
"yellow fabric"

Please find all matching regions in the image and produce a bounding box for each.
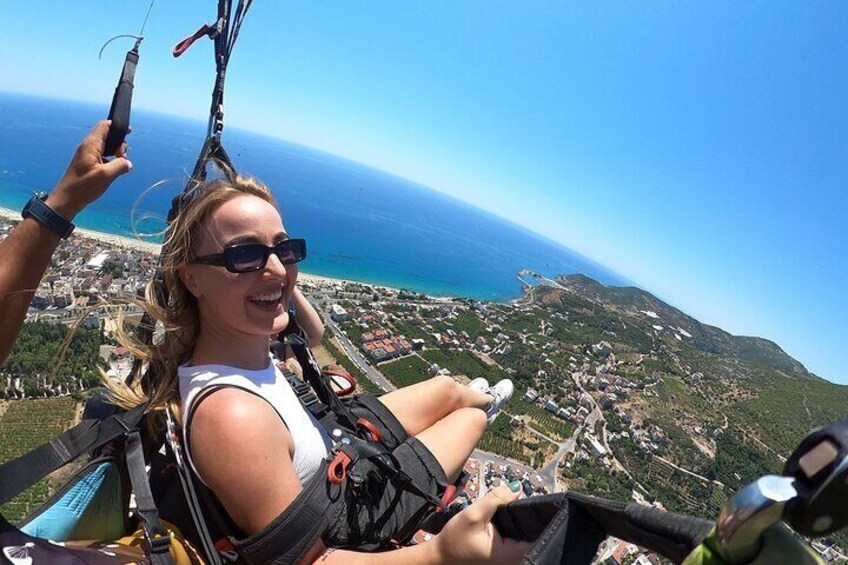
[682,525,826,565]
[116,519,205,565]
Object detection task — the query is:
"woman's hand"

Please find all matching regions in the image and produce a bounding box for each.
[46,120,133,220]
[428,482,532,565]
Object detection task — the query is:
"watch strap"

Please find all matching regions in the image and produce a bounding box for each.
[22,193,75,239]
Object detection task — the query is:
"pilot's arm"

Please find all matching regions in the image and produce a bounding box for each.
[0,121,131,363]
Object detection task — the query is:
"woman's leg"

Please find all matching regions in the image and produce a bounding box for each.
[378,375,490,437]
[414,407,488,483]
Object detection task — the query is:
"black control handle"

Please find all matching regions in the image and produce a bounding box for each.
[783,418,848,536]
[105,47,139,157]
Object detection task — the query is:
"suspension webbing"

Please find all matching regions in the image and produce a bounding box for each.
[128,0,254,391]
[173,0,254,186]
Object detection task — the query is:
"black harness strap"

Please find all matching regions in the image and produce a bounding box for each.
[277,300,360,431]
[0,403,147,506]
[287,334,360,432]
[126,429,174,565]
[280,367,335,424]
[163,408,228,565]
[233,460,334,565]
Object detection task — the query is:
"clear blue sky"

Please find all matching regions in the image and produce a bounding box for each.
[2,2,847,383]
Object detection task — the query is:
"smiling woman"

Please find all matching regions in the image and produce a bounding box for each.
[102,162,526,564]
[178,193,302,359]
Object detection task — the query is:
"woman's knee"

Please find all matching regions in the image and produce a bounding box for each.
[447,406,488,447]
[416,407,488,477]
[429,374,464,409]
[462,405,489,434]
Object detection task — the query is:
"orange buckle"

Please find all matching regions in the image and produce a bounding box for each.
[357,418,382,442]
[328,451,352,485]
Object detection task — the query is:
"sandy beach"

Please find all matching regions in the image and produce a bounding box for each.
[0,206,369,288]
[0,206,161,254]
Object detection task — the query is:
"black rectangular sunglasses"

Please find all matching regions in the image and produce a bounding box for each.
[192,238,307,273]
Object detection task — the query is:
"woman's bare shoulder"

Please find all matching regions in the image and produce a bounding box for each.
[189,387,288,443]
[190,387,302,533]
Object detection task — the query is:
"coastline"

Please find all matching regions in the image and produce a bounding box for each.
[0,206,161,255]
[0,206,396,291]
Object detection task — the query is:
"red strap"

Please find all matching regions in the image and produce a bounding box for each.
[328,451,352,485]
[435,485,458,512]
[325,369,356,397]
[214,537,235,552]
[356,418,382,443]
[173,24,214,58]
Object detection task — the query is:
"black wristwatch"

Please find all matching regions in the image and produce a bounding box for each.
[22,192,75,239]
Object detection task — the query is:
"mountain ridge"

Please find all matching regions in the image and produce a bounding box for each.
[554,273,811,379]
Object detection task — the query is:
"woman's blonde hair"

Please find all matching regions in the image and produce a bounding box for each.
[107,168,277,423]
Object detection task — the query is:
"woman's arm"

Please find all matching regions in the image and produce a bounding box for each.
[0,121,131,364]
[190,387,304,533]
[292,287,324,347]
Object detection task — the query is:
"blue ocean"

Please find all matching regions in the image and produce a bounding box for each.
[0,93,626,300]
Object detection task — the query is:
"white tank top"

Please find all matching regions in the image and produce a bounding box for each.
[178,361,332,485]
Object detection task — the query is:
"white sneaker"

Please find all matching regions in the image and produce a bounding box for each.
[486,379,514,424]
[467,377,490,395]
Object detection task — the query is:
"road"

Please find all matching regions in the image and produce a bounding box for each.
[324,315,396,392]
[535,423,579,492]
[653,455,725,488]
[470,447,541,494]
[569,372,651,495]
[532,405,604,491]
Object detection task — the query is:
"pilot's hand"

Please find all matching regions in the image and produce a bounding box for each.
[47,120,132,220]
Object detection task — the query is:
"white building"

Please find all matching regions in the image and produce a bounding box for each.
[586,436,607,458]
[87,251,111,269]
[330,304,349,322]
